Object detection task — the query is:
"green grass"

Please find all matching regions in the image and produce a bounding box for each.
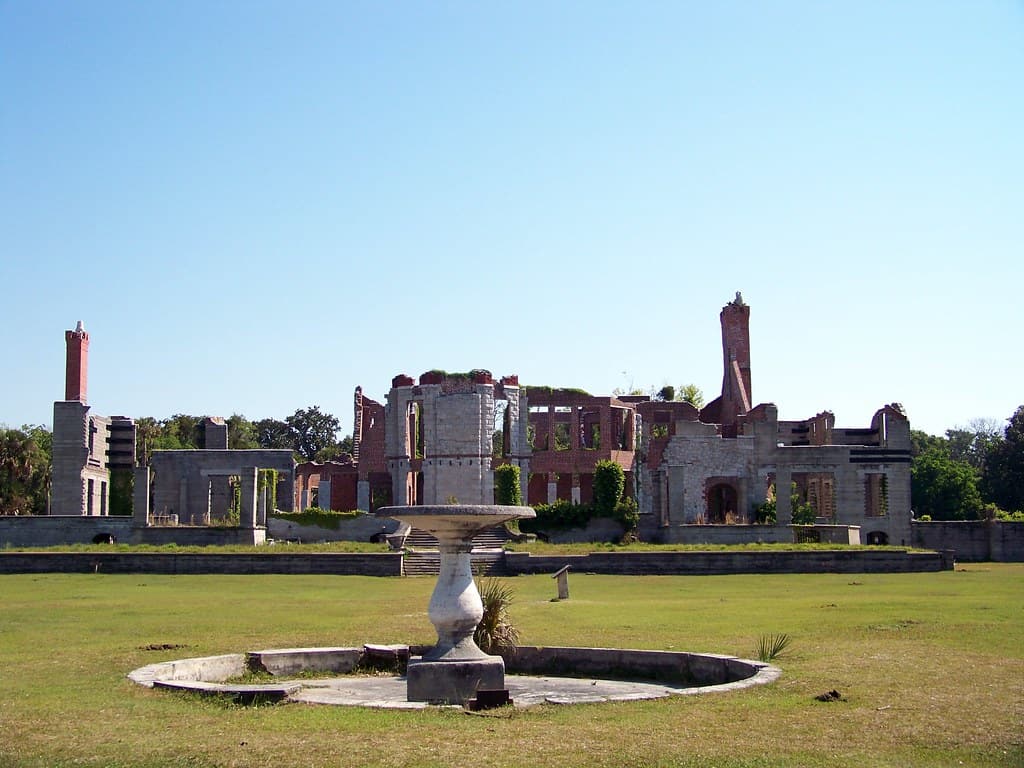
[1,540,390,554]
[505,540,930,554]
[0,567,1021,767]
[3,540,926,555]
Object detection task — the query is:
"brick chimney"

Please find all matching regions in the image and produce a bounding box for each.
[65,321,89,403]
[718,293,752,425]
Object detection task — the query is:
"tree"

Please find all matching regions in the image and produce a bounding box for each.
[911,448,983,520]
[910,429,947,458]
[982,406,1024,513]
[678,383,705,409]
[286,406,341,462]
[226,414,257,449]
[945,418,1001,471]
[255,418,293,450]
[0,426,51,515]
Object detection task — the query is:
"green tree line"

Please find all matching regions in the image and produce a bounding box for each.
[911,406,1024,520]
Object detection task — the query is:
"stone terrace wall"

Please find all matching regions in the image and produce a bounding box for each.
[0,516,135,547]
[505,549,953,575]
[0,552,402,576]
[912,521,1024,562]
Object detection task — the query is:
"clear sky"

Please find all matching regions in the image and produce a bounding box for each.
[1,2,1021,439]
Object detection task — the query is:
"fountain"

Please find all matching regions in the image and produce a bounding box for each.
[376,504,535,704]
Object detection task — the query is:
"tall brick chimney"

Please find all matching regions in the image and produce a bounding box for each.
[718,293,752,425]
[64,321,89,403]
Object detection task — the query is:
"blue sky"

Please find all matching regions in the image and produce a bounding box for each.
[1,1,1021,438]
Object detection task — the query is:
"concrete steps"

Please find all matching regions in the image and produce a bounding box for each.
[404,526,511,552]
[402,550,509,577]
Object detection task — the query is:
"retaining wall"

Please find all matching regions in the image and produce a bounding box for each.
[0,517,265,547]
[504,548,953,575]
[0,552,402,576]
[911,520,1024,562]
[0,516,136,546]
[266,514,399,543]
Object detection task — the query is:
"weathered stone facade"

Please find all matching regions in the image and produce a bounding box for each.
[147,450,295,525]
[336,294,913,547]
[634,295,913,546]
[49,322,136,516]
[385,371,525,506]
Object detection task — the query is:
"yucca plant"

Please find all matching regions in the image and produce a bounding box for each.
[474,578,520,655]
[756,633,792,662]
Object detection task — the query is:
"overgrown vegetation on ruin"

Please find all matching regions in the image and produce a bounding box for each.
[272,508,364,530]
[493,464,522,506]
[0,567,1020,767]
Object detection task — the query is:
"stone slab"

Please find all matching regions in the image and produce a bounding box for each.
[406,655,505,704]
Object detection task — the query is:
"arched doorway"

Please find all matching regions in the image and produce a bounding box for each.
[707,482,738,524]
[866,530,889,545]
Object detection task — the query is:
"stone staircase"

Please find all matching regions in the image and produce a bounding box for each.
[401,526,512,577]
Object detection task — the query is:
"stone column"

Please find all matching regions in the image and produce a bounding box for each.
[775,466,792,526]
[239,467,257,529]
[357,479,370,512]
[133,467,150,527]
[178,478,189,524]
[257,485,268,526]
[545,406,554,451]
[547,473,558,504]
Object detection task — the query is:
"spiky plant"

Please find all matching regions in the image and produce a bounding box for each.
[756,633,792,662]
[474,578,520,655]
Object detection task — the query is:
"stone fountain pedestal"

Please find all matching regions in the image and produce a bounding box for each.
[376,504,535,705]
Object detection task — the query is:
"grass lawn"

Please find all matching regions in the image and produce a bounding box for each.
[1,566,1021,767]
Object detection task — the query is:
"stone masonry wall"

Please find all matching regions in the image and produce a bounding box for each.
[659,431,757,523]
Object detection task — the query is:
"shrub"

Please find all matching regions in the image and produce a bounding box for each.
[474,578,519,655]
[613,497,639,531]
[494,464,522,506]
[593,460,625,517]
[521,500,591,532]
[272,508,362,530]
[791,503,817,525]
[754,499,777,525]
[756,633,792,662]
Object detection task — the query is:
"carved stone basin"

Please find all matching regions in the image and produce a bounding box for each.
[376,504,535,704]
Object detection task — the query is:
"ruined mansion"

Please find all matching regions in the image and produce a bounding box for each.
[296,294,912,547]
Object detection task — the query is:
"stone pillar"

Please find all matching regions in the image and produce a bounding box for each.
[319,479,332,511]
[178,478,189,524]
[357,479,370,512]
[547,474,557,504]
[239,467,257,529]
[546,406,554,451]
[133,467,150,526]
[668,466,686,524]
[257,485,268,526]
[776,467,792,526]
[392,460,412,505]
